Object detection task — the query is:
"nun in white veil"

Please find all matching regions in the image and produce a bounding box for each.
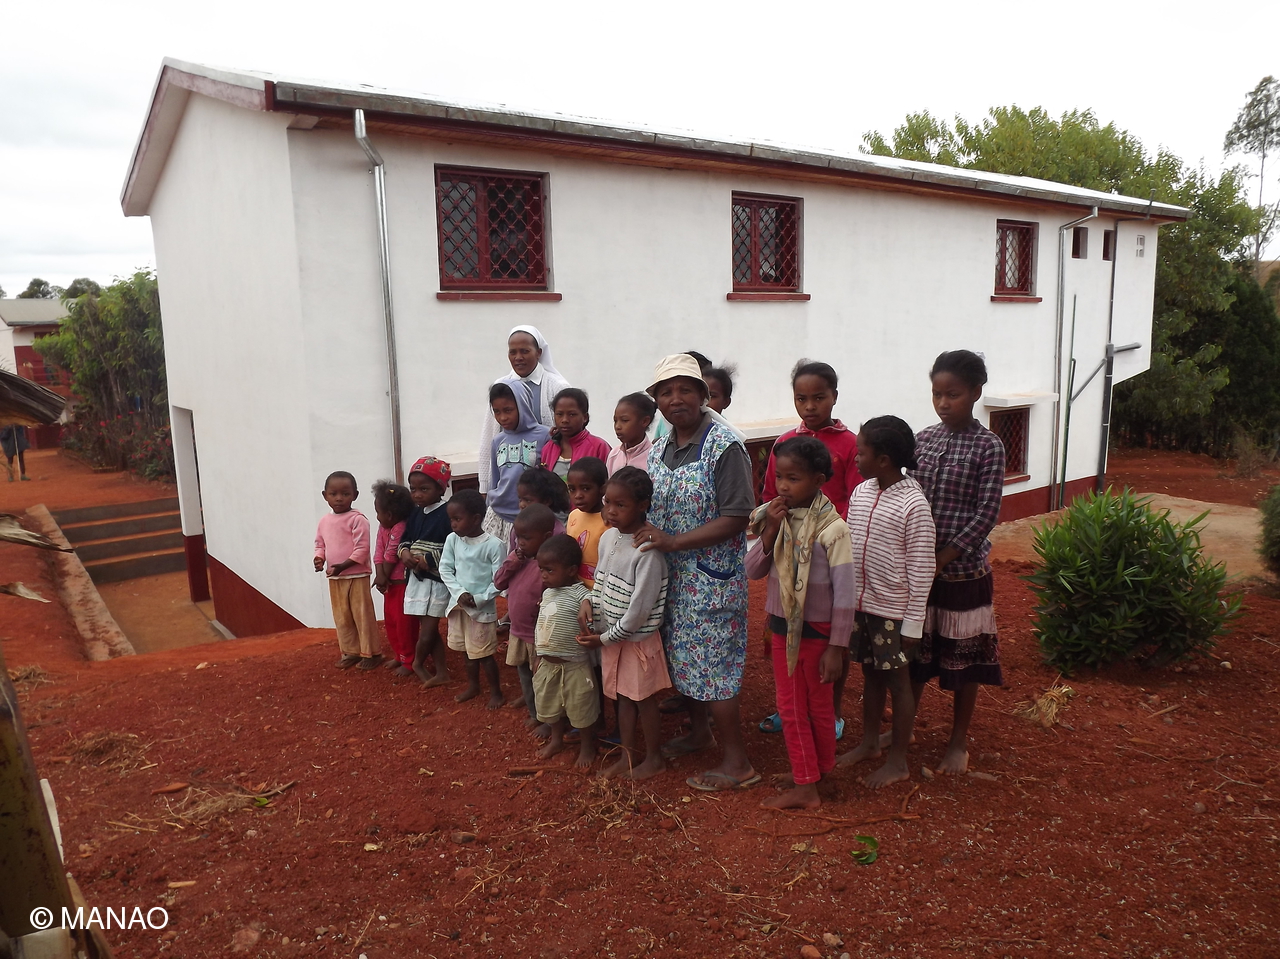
[477,325,572,493]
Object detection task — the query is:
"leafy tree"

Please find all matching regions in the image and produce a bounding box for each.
[0,284,6,298]
[17,278,62,300]
[61,277,102,299]
[864,106,1258,453]
[1224,76,1280,274]
[34,270,172,478]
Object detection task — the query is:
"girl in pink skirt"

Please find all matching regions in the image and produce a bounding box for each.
[576,467,671,781]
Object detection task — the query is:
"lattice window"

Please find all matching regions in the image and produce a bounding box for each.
[995,220,1036,295]
[435,167,547,290]
[989,407,1029,476]
[732,194,800,291]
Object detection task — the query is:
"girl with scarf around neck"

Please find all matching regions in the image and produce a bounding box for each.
[745,436,856,810]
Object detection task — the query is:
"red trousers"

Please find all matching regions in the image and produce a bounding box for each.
[383,582,415,664]
[771,634,836,786]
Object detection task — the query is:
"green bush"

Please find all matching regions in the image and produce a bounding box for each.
[1259,484,1280,576]
[1026,489,1242,673]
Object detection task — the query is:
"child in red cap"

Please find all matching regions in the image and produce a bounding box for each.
[398,456,454,686]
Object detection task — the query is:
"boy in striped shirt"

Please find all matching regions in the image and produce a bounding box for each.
[840,416,937,789]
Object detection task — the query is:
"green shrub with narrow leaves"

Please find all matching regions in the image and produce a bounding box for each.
[1259,485,1280,577]
[1026,489,1242,673]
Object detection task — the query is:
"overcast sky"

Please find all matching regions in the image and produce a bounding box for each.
[2,0,1277,297]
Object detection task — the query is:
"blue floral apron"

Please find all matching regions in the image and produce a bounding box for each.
[647,420,748,701]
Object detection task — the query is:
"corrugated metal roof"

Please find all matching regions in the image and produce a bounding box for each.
[0,299,68,327]
[122,58,1191,223]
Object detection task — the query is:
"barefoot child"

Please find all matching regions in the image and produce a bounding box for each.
[439,489,507,708]
[840,416,936,789]
[910,351,1006,774]
[576,467,671,780]
[758,360,863,739]
[372,480,416,676]
[607,392,656,475]
[398,456,453,686]
[745,438,855,809]
[565,457,608,587]
[494,504,558,726]
[314,471,381,670]
[539,389,613,479]
[533,535,598,766]
[482,383,551,544]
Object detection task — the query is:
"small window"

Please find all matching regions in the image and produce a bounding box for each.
[995,220,1037,295]
[1102,229,1115,261]
[989,407,1029,476]
[435,167,547,290]
[1071,226,1088,259]
[732,194,800,291]
[1135,235,1146,258]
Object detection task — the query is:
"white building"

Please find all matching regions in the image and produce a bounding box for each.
[0,299,70,449]
[122,59,1188,637]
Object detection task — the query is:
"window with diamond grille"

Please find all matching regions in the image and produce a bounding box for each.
[435,167,547,290]
[994,220,1036,295]
[989,407,1029,476]
[732,194,801,291]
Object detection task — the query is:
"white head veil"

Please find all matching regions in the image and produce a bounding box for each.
[507,325,560,377]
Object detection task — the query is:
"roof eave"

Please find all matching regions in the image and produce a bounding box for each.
[121,61,1191,224]
[120,59,269,217]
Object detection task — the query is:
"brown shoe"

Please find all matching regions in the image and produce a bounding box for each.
[335,655,361,669]
[357,655,384,671]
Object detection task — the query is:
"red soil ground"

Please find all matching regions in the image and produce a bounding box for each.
[4,449,1278,958]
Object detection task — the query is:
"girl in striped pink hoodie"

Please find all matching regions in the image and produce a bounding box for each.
[840,416,937,790]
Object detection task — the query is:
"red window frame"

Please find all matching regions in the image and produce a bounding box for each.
[995,220,1036,296]
[732,194,801,292]
[435,167,548,291]
[989,407,1029,476]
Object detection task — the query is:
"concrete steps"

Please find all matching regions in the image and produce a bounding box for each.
[51,498,186,584]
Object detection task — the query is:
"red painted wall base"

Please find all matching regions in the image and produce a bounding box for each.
[208,554,305,638]
[183,534,211,602]
[998,476,1098,524]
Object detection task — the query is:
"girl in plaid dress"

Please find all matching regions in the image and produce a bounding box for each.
[910,350,1006,775]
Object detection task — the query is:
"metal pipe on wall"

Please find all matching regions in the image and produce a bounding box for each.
[354,109,404,484]
[1097,202,1153,491]
[1048,206,1098,509]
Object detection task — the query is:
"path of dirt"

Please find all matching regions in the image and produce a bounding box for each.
[992,493,1268,582]
[3,447,1277,957]
[96,572,225,654]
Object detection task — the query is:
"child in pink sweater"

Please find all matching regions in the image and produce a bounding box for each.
[314,471,380,670]
[372,480,416,677]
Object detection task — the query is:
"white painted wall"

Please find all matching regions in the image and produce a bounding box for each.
[0,324,14,373]
[145,105,1165,628]
[148,93,326,627]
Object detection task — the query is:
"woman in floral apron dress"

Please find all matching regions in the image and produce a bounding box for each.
[634,355,760,791]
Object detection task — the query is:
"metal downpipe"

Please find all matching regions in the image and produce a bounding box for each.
[1048,206,1098,509]
[354,109,404,484]
[1097,202,1153,491]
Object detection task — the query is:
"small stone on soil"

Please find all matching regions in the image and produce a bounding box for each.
[800,946,822,959]
[921,767,935,780]
[823,932,843,946]
[1194,802,1207,814]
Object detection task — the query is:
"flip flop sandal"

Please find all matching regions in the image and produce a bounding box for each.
[335,655,361,669]
[661,736,716,760]
[835,717,846,741]
[686,771,762,792]
[357,655,384,670]
[757,712,783,734]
